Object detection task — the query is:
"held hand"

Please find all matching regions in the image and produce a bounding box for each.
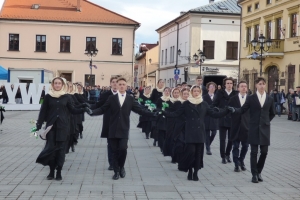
[83,103,91,108]
[36,123,41,131]
[227,107,235,113]
[84,107,93,115]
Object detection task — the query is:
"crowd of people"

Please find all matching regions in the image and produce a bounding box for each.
[33,74,300,183]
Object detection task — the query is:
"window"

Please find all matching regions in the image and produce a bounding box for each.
[60,36,70,52]
[266,21,272,39]
[254,24,260,39]
[9,34,19,51]
[253,73,258,89]
[266,0,271,5]
[247,6,252,12]
[170,47,173,63]
[226,42,238,60]
[246,27,252,45]
[255,3,259,9]
[203,40,215,59]
[36,35,46,52]
[291,13,297,37]
[161,50,164,65]
[165,49,167,65]
[276,18,282,39]
[112,38,122,55]
[86,37,96,51]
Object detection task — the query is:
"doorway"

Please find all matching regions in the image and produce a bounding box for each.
[267,66,279,93]
[60,73,72,82]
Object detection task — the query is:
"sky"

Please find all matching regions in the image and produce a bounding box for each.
[0,0,209,46]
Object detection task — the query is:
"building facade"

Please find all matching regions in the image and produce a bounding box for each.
[0,0,139,86]
[239,0,300,92]
[136,43,159,88]
[156,0,241,87]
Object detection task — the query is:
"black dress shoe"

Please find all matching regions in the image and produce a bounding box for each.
[193,173,199,181]
[55,170,62,181]
[252,175,259,183]
[153,141,156,146]
[187,172,193,181]
[222,158,227,164]
[225,156,232,163]
[47,170,55,180]
[239,161,246,171]
[113,172,120,180]
[120,168,126,178]
[234,166,241,172]
[258,174,263,182]
[71,145,75,152]
[108,166,114,171]
[206,150,212,155]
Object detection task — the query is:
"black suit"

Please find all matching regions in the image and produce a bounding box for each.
[203,94,218,152]
[228,94,250,167]
[212,89,238,158]
[91,93,154,173]
[236,93,275,176]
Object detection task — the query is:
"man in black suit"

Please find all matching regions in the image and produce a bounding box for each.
[90,77,118,170]
[233,77,275,183]
[212,77,238,164]
[228,80,250,172]
[195,76,208,96]
[89,77,155,180]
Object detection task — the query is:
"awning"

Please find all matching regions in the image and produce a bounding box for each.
[0,66,8,80]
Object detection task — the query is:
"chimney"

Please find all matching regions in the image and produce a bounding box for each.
[77,0,81,11]
[180,11,186,16]
[209,0,214,4]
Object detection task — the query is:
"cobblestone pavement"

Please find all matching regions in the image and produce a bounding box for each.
[0,111,299,200]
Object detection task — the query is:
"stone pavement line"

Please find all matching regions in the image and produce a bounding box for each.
[0,111,299,200]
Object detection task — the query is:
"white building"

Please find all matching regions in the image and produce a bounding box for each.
[156,0,241,87]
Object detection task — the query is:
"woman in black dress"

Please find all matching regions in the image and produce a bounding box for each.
[36,77,91,181]
[163,87,180,157]
[172,88,190,165]
[137,86,153,139]
[163,85,231,181]
[150,79,165,146]
[156,87,171,153]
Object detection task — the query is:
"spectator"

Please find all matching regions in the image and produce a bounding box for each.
[15,85,22,104]
[280,89,286,112]
[286,88,294,114]
[89,86,96,102]
[291,86,300,121]
[271,89,281,117]
[1,85,8,104]
[217,85,222,90]
[40,86,46,104]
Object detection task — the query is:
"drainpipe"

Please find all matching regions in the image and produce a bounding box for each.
[132,25,138,87]
[175,22,179,84]
[237,2,242,83]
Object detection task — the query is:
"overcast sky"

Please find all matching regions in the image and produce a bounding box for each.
[0,0,209,46]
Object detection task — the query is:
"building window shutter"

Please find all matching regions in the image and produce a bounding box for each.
[203,40,215,59]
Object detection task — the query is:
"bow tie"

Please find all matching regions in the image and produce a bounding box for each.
[242,96,244,98]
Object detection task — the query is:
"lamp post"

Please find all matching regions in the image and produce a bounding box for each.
[251,34,272,76]
[85,48,98,86]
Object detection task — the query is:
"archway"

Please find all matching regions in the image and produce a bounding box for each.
[267,66,279,93]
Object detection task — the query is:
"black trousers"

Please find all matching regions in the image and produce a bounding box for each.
[250,145,268,175]
[185,143,204,172]
[107,139,113,166]
[205,130,217,151]
[108,138,128,173]
[219,126,232,158]
[232,140,249,167]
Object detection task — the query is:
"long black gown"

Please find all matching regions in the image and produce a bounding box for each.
[150,89,163,140]
[136,95,153,136]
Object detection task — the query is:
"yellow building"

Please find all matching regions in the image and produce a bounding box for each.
[238,0,300,92]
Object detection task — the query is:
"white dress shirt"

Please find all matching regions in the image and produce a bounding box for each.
[208,93,214,100]
[225,89,232,96]
[118,92,126,107]
[256,91,266,107]
[238,93,246,106]
[111,89,118,95]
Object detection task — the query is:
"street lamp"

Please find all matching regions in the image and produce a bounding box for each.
[196,49,206,75]
[85,48,98,86]
[251,34,272,76]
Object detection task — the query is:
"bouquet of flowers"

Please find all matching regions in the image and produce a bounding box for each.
[137,98,143,104]
[29,120,38,139]
[148,103,157,112]
[145,100,152,107]
[162,102,169,111]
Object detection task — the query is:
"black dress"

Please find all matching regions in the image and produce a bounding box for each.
[150,89,163,140]
[136,95,152,135]
[36,94,85,167]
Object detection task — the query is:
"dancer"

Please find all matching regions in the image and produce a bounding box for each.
[202,82,218,155]
[163,87,180,157]
[90,77,118,170]
[232,77,275,183]
[89,77,156,180]
[136,86,153,139]
[36,77,91,181]
[163,85,234,181]
[150,79,165,146]
[155,87,171,153]
[212,77,238,164]
[228,80,250,172]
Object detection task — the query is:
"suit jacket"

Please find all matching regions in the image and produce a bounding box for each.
[212,89,238,127]
[236,93,275,145]
[228,95,250,142]
[90,90,114,138]
[203,94,219,130]
[37,94,84,141]
[164,101,229,143]
[91,94,154,139]
[201,85,208,96]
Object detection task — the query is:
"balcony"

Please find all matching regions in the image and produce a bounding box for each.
[247,39,284,58]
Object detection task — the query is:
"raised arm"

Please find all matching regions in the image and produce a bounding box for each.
[132,100,155,117]
[66,100,86,114]
[90,96,111,116]
[206,106,229,118]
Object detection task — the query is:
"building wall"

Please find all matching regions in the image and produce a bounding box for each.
[239,0,300,92]
[0,20,135,86]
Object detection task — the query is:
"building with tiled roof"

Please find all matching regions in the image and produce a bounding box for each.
[156,0,241,86]
[0,0,140,86]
